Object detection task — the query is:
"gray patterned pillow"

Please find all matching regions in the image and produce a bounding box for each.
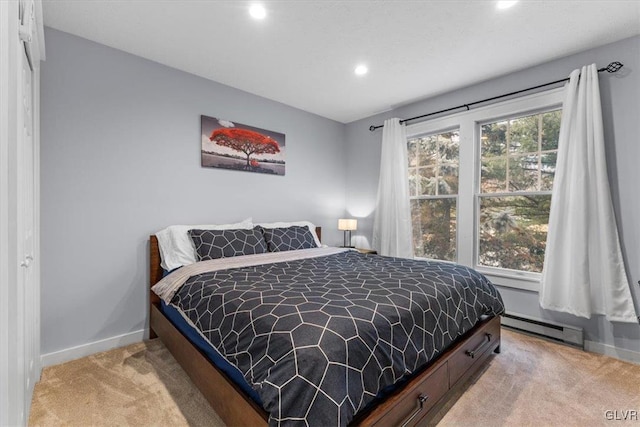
[258,225,318,252]
[188,227,268,261]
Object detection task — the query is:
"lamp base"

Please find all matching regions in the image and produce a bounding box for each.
[342,230,352,248]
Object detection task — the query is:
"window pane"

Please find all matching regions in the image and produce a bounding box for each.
[411,198,457,261]
[418,167,436,196]
[478,195,551,272]
[408,168,417,196]
[418,136,437,167]
[438,132,459,162]
[541,110,561,151]
[509,115,538,154]
[509,154,539,192]
[481,157,507,193]
[440,164,458,194]
[481,121,507,157]
[540,152,557,190]
[409,130,460,198]
[481,109,560,196]
[408,140,418,167]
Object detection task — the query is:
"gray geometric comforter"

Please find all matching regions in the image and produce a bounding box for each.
[170,251,504,427]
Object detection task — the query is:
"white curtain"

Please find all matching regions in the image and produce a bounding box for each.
[540,64,638,323]
[372,118,414,258]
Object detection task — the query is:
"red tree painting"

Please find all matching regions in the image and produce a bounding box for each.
[201,115,285,175]
[209,128,280,168]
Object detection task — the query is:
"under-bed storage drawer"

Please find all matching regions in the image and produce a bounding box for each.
[448,318,501,386]
[370,361,449,427]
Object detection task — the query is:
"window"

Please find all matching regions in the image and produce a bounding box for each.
[478,110,561,272]
[405,89,564,290]
[408,130,459,261]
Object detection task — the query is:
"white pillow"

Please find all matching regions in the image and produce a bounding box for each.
[156,218,253,271]
[255,221,322,248]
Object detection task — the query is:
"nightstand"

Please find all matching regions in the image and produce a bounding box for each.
[355,248,377,255]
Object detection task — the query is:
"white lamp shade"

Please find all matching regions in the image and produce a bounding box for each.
[338,219,357,231]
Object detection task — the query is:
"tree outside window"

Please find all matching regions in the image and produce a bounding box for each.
[478,110,561,272]
[408,130,459,261]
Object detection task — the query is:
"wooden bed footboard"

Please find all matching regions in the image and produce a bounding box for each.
[148,233,500,426]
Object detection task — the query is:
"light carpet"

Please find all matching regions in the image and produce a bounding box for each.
[29,329,640,426]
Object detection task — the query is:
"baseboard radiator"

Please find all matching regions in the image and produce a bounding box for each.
[501,312,584,348]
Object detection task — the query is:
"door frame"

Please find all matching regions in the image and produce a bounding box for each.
[1,1,20,425]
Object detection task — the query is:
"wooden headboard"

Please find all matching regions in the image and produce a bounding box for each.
[149,226,322,291]
[149,235,163,305]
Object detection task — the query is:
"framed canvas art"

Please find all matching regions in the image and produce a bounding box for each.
[201,115,285,175]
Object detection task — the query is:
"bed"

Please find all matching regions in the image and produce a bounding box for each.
[148,225,504,426]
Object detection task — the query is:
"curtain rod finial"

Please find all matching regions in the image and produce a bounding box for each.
[369,125,376,132]
[599,61,623,73]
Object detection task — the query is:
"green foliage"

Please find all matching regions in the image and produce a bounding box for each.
[478,195,551,272]
[411,199,456,261]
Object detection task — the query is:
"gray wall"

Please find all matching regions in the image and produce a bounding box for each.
[345,36,640,353]
[41,28,347,355]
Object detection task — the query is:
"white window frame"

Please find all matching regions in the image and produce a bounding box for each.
[406,88,564,292]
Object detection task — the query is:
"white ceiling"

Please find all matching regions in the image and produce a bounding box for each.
[42,1,640,123]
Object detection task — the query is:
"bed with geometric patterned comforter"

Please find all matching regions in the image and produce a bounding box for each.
[152,248,504,427]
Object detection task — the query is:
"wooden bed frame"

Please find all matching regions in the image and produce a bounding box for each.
[148,229,501,426]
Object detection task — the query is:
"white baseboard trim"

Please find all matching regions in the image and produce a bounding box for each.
[41,329,145,367]
[585,340,640,365]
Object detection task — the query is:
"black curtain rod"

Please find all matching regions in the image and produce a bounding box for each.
[368,61,624,132]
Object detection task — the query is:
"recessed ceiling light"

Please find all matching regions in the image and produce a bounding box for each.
[354,65,368,76]
[249,4,266,20]
[496,1,518,9]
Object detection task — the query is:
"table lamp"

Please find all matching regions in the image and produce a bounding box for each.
[338,219,357,248]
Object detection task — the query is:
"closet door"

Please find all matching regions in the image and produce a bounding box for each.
[1,0,41,424]
[15,0,41,423]
[18,42,37,421]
